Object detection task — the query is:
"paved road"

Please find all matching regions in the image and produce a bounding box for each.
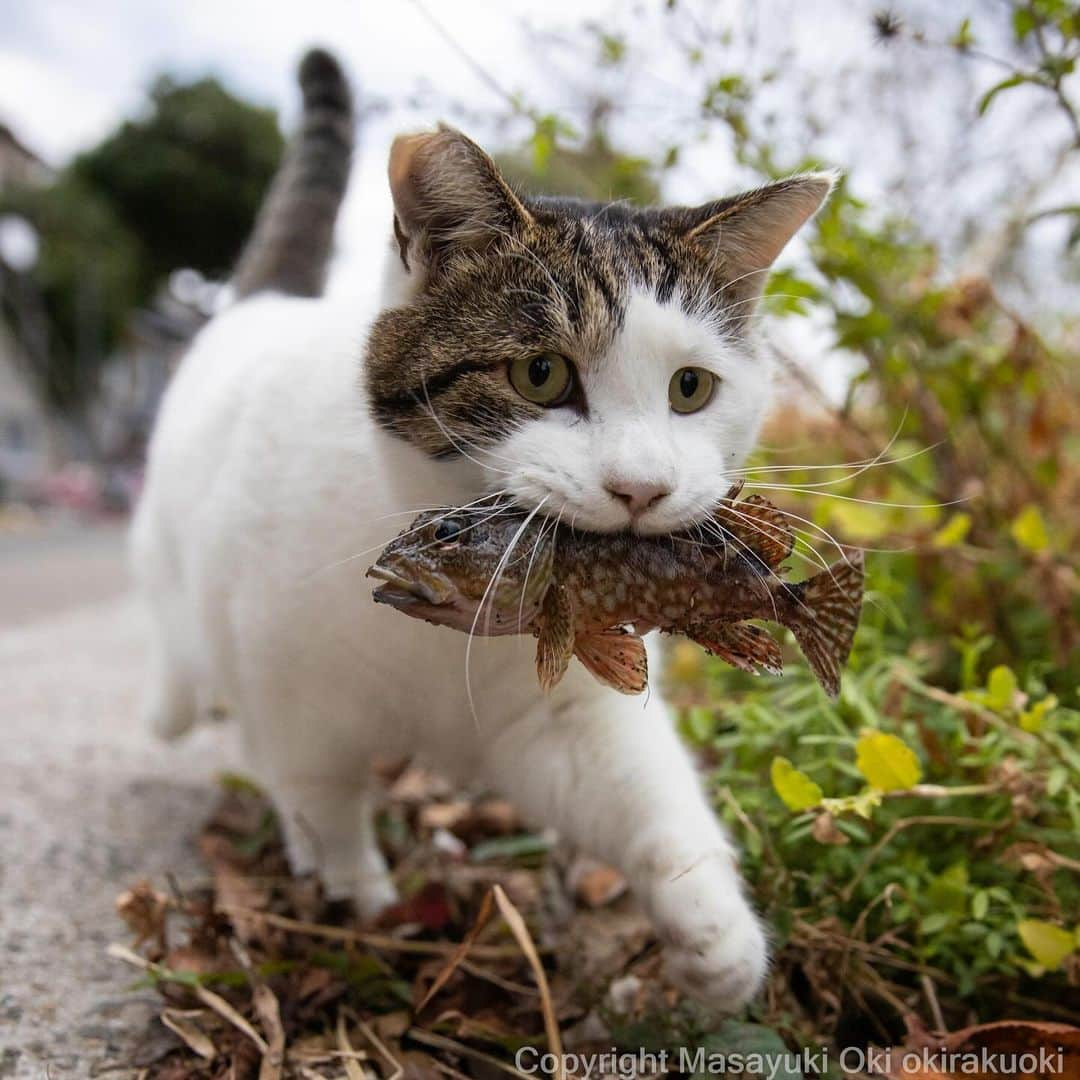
[0,522,228,1077]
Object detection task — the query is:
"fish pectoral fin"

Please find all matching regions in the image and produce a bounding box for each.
[688,622,784,678]
[573,628,648,695]
[535,586,576,692]
[714,494,795,570]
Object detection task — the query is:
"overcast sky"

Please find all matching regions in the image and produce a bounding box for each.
[2,0,1073,345]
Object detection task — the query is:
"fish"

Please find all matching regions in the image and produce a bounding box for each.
[366,484,864,698]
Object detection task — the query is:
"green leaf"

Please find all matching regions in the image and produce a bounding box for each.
[927,864,969,915]
[985,665,1019,712]
[770,756,823,811]
[972,890,990,920]
[1013,7,1037,38]
[932,511,971,548]
[1011,504,1049,552]
[978,73,1029,116]
[855,730,922,791]
[1017,919,1077,970]
[950,17,975,49]
[694,1023,803,1080]
[470,833,553,863]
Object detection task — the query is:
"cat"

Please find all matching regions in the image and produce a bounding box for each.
[130,48,834,1011]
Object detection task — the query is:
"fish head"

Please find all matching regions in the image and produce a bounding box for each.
[367,504,555,634]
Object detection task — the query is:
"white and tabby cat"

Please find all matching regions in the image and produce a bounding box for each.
[131,50,833,1010]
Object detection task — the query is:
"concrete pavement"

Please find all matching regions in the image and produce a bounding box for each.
[0,523,228,1077]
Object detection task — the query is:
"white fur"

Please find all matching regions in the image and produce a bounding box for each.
[131,257,771,1010]
[500,287,771,534]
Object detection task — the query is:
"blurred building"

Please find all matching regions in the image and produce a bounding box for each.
[0,122,51,190]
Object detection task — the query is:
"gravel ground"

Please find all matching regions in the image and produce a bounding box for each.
[0,524,228,1077]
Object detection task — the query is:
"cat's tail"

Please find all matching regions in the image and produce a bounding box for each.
[231,48,354,300]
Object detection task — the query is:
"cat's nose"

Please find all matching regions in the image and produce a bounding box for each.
[604,478,672,515]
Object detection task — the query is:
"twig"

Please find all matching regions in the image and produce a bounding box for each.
[416,889,495,1013]
[254,985,286,1080]
[920,973,946,1034]
[218,906,540,958]
[407,1028,530,1079]
[336,1013,370,1080]
[840,817,1001,902]
[492,885,565,1080]
[348,1010,404,1080]
[107,944,269,1054]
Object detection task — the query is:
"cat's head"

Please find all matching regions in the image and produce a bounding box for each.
[366,127,833,535]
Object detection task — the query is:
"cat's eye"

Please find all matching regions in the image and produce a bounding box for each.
[669,367,716,414]
[434,519,463,543]
[508,352,574,407]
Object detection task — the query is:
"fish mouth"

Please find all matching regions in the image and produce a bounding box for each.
[366,563,457,608]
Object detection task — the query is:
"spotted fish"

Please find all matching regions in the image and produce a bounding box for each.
[367,486,864,697]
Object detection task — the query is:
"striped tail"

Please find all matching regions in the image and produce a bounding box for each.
[232,48,354,299]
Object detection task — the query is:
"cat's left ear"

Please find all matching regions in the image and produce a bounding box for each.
[674,171,837,294]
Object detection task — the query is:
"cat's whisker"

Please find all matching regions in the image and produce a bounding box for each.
[517,503,564,632]
[301,491,512,580]
[414,382,517,476]
[740,484,970,510]
[464,498,549,731]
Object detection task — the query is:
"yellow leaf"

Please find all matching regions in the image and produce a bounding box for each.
[1017,919,1076,971]
[1011,505,1049,553]
[932,512,971,548]
[770,757,823,812]
[1019,695,1057,733]
[855,730,922,791]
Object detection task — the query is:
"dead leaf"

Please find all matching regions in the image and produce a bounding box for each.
[336,1012,370,1080]
[415,889,495,1013]
[116,881,170,950]
[811,813,850,846]
[884,1020,1080,1079]
[378,882,454,933]
[160,1008,217,1062]
[492,885,565,1080]
[567,858,627,908]
[419,801,472,831]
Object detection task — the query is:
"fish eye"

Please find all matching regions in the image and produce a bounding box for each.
[508,352,575,406]
[433,519,463,543]
[669,366,716,414]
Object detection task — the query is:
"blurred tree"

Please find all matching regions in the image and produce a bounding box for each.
[72,75,283,300]
[496,104,660,203]
[0,74,282,428]
[0,177,139,429]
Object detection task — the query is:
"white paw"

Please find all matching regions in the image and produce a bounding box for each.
[353,874,400,922]
[645,858,768,1012]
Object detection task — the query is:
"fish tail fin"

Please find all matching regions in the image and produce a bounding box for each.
[787,552,864,699]
[232,48,354,300]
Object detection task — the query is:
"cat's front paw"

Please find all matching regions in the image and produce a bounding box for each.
[645,857,768,1012]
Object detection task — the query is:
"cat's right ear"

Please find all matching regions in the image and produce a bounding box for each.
[388,126,533,281]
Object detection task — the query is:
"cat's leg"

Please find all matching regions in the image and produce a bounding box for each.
[131,513,199,739]
[271,773,398,920]
[483,675,767,1010]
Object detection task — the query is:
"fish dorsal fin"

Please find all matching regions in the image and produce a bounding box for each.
[688,623,784,678]
[535,585,575,692]
[573,628,648,695]
[714,494,794,569]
